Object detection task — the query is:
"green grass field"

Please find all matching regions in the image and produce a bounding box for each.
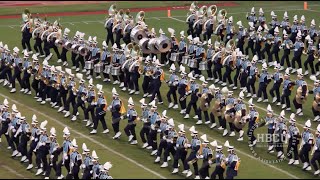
[1,1,320,179]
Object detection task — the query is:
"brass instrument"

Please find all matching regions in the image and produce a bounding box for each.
[233,109,247,129]
[200,93,209,111]
[217,9,227,24]
[135,11,145,23]
[211,99,224,117]
[207,5,217,17]
[108,4,117,16]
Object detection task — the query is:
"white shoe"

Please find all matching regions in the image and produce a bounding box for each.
[195,176,200,179]
[86,75,92,80]
[20,88,25,92]
[7,146,11,150]
[257,97,262,102]
[12,150,19,157]
[155,156,161,163]
[277,151,283,158]
[151,150,157,156]
[221,83,227,86]
[314,170,320,175]
[214,79,219,83]
[134,91,140,95]
[316,71,320,76]
[223,129,228,136]
[272,97,277,103]
[58,107,64,112]
[184,114,190,119]
[3,80,8,86]
[218,126,224,130]
[276,102,281,106]
[51,102,57,108]
[296,108,302,115]
[82,69,87,73]
[314,115,320,122]
[129,90,135,94]
[113,132,122,139]
[44,177,49,179]
[113,80,119,85]
[281,104,286,109]
[86,70,91,76]
[57,59,62,63]
[232,86,238,90]
[71,115,77,121]
[167,156,171,161]
[288,159,294,165]
[86,120,92,127]
[21,156,27,162]
[63,61,68,66]
[16,152,22,157]
[103,78,110,82]
[96,75,101,79]
[128,135,134,142]
[304,70,309,75]
[172,104,179,109]
[237,137,243,141]
[90,129,97,134]
[204,121,210,125]
[263,99,268,103]
[36,98,42,102]
[246,93,252,98]
[75,68,80,72]
[102,129,110,134]
[57,175,64,179]
[45,98,51,102]
[130,140,138,145]
[291,69,296,74]
[27,91,32,95]
[196,120,203,125]
[252,139,257,146]
[193,115,199,119]
[161,162,168,168]
[186,170,193,177]
[119,82,124,88]
[71,66,76,70]
[286,108,291,111]
[64,111,70,117]
[229,131,235,137]
[26,164,33,170]
[294,160,299,165]
[268,145,274,151]
[306,166,312,171]
[76,112,79,116]
[35,168,43,176]
[10,88,16,93]
[146,146,152,150]
[9,84,12,88]
[39,54,45,58]
[303,162,308,169]
[210,123,216,129]
[168,102,174,108]
[172,168,179,174]
[121,87,126,91]
[252,94,257,98]
[182,170,188,174]
[142,143,148,149]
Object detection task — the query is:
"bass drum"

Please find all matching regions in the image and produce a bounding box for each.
[154,36,172,53]
[148,38,161,54]
[130,26,147,44]
[139,38,151,54]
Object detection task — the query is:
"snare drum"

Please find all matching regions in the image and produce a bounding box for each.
[85,60,93,70]
[111,66,121,76]
[104,65,111,74]
[187,59,198,68]
[181,55,189,65]
[199,61,208,71]
[94,63,103,73]
[170,53,178,62]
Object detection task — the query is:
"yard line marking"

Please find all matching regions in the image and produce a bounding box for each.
[1,165,25,179]
[0,94,167,179]
[168,17,185,23]
[152,17,161,20]
[83,21,88,24]
[69,22,74,25]
[307,9,320,13]
[8,26,13,29]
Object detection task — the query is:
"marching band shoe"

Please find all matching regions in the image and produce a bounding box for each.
[214,79,219,83]
[306,166,312,171]
[44,177,49,179]
[210,123,217,129]
[10,88,16,93]
[293,160,299,165]
[288,159,294,165]
[113,132,122,139]
[194,74,199,78]
[262,99,268,103]
[102,129,109,134]
[221,82,227,86]
[119,82,124,88]
[217,126,224,130]
[147,94,152,97]
[252,139,257,146]
[40,101,46,105]
[272,97,277,103]
[172,168,179,174]
[218,81,223,84]
[83,119,88,122]
[134,91,140,95]
[62,110,67,113]
[246,93,252,98]
[129,90,135,94]
[50,102,53,105]
[9,84,12,88]
[229,84,235,88]
[90,124,94,128]
[180,109,186,114]
[113,80,120,85]
[298,112,303,116]
[71,66,76,70]
[86,71,91,76]
[206,78,211,81]
[314,115,320,121]
[143,93,148,97]
[281,104,286,109]
[142,143,149,149]
[193,115,199,119]
[34,95,39,99]
[151,150,157,156]
[160,162,168,168]
[27,91,31,95]
[232,86,237,90]
[39,54,45,58]
[204,121,210,125]
[222,129,228,137]
[196,120,203,125]
[296,108,302,115]
[304,70,309,75]
[158,101,163,105]
[21,156,27,162]
[194,176,200,179]
[62,61,68,66]
[64,111,70,117]
[291,69,296,74]
[172,104,179,109]
[26,164,33,170]
[103,78,109,82]
[16,152,22,157]
[276,102,281,106]
[76,112,80,116]
[302,162,309,169]
[268,145,274,151]
[285,108,291,111]
[45,98,51,102]
[184,114,190,119]
[57,59,62,63]
[75,68,80,72]
[11,150,19,157]
[86,75,92,80]
[57,175,64,179]
[90,129,97,134]
[86,120,92,127]
[252,94,257,98]
[182,170,188,174]
[82,69,87,73]
[7,146,12,149]
[130,140,138,145]
[71,115,77,121]
[186,170,193,177]
[229,131,235,137]
[28,51,33,55]
[3,80,8,86]
[257,97,263,102]
[168,102,174,108]
[237,137,243,141]
[51,102,57,108]
[128,135,134,142]
[316,71,320,76]
[155,156,161,163]
[96,75,101,79]
[35,168,43,176]
[167,156,171,161]
[277,151,283,159]
[314,170,320,175]
[24,159,29,163]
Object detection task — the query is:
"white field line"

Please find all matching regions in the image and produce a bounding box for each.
[0,94,166,179]
[168,17,185,23]
[307,9,320,13]
[152,17,161,20]
[69,22,74,25]
[1,165,26,179]
[82,21,88,24]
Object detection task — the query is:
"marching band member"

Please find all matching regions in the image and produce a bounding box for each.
[265,105,276,153]
[111,44,121,85]
[291,31,304,74]
[84,79,96,127]
[290,15,299,44]
[183,126,200,178]
[142,56,153,98]
[225,16,234,44]
[98,162,113,179]
[245,55,258,98]
[194,16,204,41]
[70,31,80,70]
[223,89,236,137]
[91,150,101,179]
[245,22,256,56]
[69,139,82,179]
[56,127,71,179]
[21,11,33,54]
[70,73,86,121]
[212,43,223,84]
[128,51,140,95]
[257,62,271,102]
[61,68,76,117]
[75,32,86,72]
[139,98,151,149]
[206,39,214,81]
[34,120,48,176]
[304,36,316,76]
[9,47,23,93]
[233,50,243,90]
[311,125,320,175]
[146,100,160,155]
[55,67,67,112]
[274,110,287,159]
[280,12,291,34]
[224,141,240,179]
[172,124,188,174]
[198,134,213,179]
[148,59,164,104]
[270,63,283,105]
[88,37,101,80]
[26,115,39,170]
[310,76,320,122]
[309,19,317,43]
[168,28,179,67]
[178,31,187,66]
[49,66,59,108]
[9,107,21,157]
[246,7,257,26]
[101,41,112,82]
[109,88,125,139]
[32,19,45,57]
[105,13,115,46]
[194,39,206,78]
[17,114,31,163]
[21,53,33,95]
[247,98,259,147]
[178,65,188,114]
[155,110,169,163]
[81,143,93,179]
[209,86,224,129]
[269,11,280,35]
[90,84,109,134]
[124,97,138,145]
[58,28,70,66]
[31,54,41,97]
[36,60,50,105]
[299,15,307,43]
[0,45,13,87]
[184,73,199,119]
[299,119,314,171]
[315,44,320,76]
[159,118,176,168]
[235,21,246,54]
[257,8,266,31]
[234,91,246,141]
[221,48,235,87]
[293,69,308,116]
[237,55,250,91]
[210,141,225,179]
[287,114,301,165]
[281,68,294,111]
[45,127,61,179]
[271,27,281,64]
[262,30,274,66]
[166,64,179,109]
[196,77,212,125]
[255,26,264,61]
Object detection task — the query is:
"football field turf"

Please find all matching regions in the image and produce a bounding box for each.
[0,1,320,179]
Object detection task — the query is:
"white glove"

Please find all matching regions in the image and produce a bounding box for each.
[33,149,37,152]
[70,162,74,167]
[236,39,239,42]
[31,136,35,141]
[120,116,124,120]
[287,134,291,139]
[64,153,68,160]
[157,129,161,133]
[187,144,191,148]
[35,138,38,142]
[91,102,95,106]
[81,164,86,169]
[50,155,54,159]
